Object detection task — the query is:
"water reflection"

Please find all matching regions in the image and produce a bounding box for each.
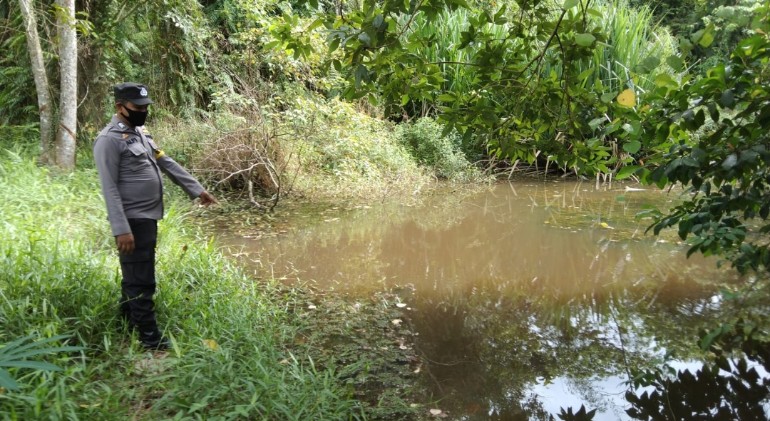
[215,181,737,419]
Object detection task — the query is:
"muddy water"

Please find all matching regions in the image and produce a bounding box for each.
[215,181,735,420]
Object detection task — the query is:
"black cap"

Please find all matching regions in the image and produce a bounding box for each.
[114,82,153,105]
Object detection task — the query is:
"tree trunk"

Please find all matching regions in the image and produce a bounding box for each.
[56,0,77,170]
[17,0,53,164]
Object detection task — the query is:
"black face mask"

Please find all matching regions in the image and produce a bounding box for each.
[121,108,148,127]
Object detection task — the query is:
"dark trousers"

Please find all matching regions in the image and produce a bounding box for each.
[119,218,163,345]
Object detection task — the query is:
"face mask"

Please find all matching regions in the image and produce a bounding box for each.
[121,107,148,127]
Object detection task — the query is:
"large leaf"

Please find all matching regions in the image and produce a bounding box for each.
[616,165,641,180]
[575,33,595,47]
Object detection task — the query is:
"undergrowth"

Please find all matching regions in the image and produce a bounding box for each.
[0,148,363,420]
[151,91,484,205]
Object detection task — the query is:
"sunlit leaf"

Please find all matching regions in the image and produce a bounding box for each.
[562,0,579,9]
[698,24,716,48]
[575,33,596,47]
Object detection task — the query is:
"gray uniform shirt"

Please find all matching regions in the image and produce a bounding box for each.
[94,115,205,236]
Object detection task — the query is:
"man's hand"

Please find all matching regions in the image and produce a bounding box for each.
[116,233,135,255]
[198,191,219,207]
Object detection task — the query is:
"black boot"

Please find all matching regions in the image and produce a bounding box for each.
[138,326,170,350]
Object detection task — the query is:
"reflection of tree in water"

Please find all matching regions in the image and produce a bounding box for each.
[406,277,728,420]
[216,182,757,417]
[626,323,770,420]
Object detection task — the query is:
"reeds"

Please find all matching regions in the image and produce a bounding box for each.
[567,0,676,94]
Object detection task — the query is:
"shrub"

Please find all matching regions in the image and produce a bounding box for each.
[396,117,480,181]
[280,94,432,200]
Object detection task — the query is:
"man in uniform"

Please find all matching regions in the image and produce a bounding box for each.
[94,82,217,350]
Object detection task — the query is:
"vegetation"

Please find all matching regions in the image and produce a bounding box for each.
[0,149,364,419]
[2,0,770,417]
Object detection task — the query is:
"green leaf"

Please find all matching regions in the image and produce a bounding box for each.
[720,89,735,108]
[666,55,684,72]
[0,368,20,390]
[698,24,716,48]
[577,67,595,81]
[588,117,605,130]
[600,92,616,103]
[358,32,371,47]
[372,14,385,30]
[563,0,579,9]
[616,165,641,180]
[307,18,324,32]
[437,93,456,103]
[679,37,694,54]
[623,140,642,154]
[493,5,507,24]
[575,33,596,47]
[722,153,738,170]
[354,64,369,87]
[263,40,281,51]
[0,361,62,371]
[635,55,661,73]
[329,38,340,53]
[400,94,410,106]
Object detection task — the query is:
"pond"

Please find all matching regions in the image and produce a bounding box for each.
[212,180,741,420]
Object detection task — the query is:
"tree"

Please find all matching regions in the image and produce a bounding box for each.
[17,0,77,169]
[56,0,77,170]
[17,0,53,164]
[269,0,676,176]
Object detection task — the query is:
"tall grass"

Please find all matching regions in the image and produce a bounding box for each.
[0,148,362,419]
[545,0,677,94]
[403,8,511,102]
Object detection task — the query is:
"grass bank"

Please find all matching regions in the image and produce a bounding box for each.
[0,148,365,420]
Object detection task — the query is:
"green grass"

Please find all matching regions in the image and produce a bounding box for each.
[0,148,363,420]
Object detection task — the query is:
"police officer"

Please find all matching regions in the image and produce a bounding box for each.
[94,82,217,350]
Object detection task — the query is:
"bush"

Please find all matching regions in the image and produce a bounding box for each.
[280,94,432,200]
[151,88,437,203]
[396,117,479,181]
